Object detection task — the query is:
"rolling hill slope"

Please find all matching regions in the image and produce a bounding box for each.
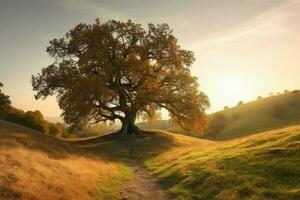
[68,126,300,200]
[1,118,300,200]
[143,126,300,200]
[138,91,300,140]
[0,120,124,200]
[209,91,300,140]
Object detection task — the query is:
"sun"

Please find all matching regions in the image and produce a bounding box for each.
[217,76,252,107]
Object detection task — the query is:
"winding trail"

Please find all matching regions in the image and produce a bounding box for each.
[120,160,171,200]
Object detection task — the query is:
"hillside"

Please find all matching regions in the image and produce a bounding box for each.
[69,126,300,200]
[144,126,300,199]
[1,119,300,200]
[208,91,300,140]
[138,91,300,140]
[0,120,124,200]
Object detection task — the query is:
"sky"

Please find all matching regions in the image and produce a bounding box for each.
[0,0,299,120]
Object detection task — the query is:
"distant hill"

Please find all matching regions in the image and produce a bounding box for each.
[207,90,300,140]
[138,91,300,140]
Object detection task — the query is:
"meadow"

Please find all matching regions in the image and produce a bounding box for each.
[1,118,299,199]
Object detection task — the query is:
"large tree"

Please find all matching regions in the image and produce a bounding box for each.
[32,19,209,136]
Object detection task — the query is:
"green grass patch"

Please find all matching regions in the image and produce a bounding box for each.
[95,163,132,200]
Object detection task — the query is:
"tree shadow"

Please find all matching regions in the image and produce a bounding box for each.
[0,120,176,163]
[68,130,177,162]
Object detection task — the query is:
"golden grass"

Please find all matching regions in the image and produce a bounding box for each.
[0,120,119,200]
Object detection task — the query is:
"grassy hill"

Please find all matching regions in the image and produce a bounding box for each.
[208,91,300,140]
[69,126,300,200]
[138,91,300,140]
[143,126,300,200]
[1,118,300,200]
[0,120,129,200]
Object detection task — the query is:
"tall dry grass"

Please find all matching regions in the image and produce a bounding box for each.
[0,120,118,200]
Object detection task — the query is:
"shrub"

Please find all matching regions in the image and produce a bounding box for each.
[6,108,49,133]
[5,107,63,135]
[257,96,262,100]
[48,123,62,136]
[224,106,229,110]
[237,101,244,106]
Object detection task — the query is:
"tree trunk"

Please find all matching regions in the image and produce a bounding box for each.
[118,112,142,136]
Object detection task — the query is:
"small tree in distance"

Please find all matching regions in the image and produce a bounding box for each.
[0,82,11,118]
[32,19,209,136]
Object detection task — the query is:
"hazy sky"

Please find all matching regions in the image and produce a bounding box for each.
[0,0,299,119]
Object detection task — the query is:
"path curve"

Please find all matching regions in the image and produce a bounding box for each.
[120,160,171,200]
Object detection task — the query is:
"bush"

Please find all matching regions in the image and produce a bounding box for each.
[48,123,62,136]
[237,101,244,106]
[257,96,262,100]
[0,83,63,136]
[6,108,49,133]
[4,107,63,135]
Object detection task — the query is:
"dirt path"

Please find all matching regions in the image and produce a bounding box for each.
[120,160,171,200]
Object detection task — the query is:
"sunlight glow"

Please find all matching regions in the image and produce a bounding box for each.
[217,76,253,108]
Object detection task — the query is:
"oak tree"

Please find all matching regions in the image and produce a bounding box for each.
[32,19,209,136]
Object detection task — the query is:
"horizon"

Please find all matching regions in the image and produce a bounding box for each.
[1,0,300,120]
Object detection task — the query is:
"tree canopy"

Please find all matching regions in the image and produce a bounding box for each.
[32,19,209,135]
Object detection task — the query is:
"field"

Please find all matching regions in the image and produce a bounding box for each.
[0,120,129,200]
[1,119,300,199]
